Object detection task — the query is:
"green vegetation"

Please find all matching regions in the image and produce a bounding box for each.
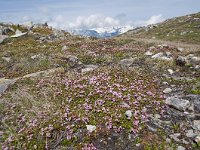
[123,12,200,44]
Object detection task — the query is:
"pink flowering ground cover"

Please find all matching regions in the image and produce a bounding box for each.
[0,66,166,149]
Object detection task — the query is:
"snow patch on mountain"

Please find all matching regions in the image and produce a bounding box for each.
[69,26,134,38]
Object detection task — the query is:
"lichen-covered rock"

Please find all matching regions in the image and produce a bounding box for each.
[165,96,190,111]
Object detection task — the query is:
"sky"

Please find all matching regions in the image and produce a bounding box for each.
[0,0,200,30]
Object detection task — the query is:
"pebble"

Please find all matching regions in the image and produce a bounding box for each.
[144,51,153,56]
[168,69,174,75]
[163,88,172,94]
[86,125,96,133]
[125,110,132,119]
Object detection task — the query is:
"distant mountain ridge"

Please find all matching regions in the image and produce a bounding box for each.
[70,26,134,38]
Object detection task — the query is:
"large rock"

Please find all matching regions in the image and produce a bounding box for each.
[165,96,190,111]
[0,26,14,35]
[119,58,135,69]
[0,78,17,95]
[81,65,98,73]
[0,35,8,44]
[10,32,27,38]
[152,52,173,61]
[176,56,187,66]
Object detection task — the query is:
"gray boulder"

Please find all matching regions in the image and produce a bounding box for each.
[165,96,190,111]
[0,78,17,95]
[119,58,135,69]
[0,35,8,44]
[152,52,173,61]
[176,56,188,66]
[0,26,14,35]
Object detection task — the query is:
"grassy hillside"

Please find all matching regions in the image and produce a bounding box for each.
[122,12,200,44]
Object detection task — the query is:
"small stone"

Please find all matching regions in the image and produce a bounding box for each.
[2,57,11,62]
[163,82,168,85]
[144,51,153,56]
[86,125,96,133]
[177,47,184,52]
[177,146,185,150]
[163,88,172,94]
[195,65,200,69]
[31,54,40,59]
[136,143,141,147]
[125,110,132,119]
[168,69,174,75]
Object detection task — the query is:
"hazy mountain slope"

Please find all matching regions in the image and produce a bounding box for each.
[121,12,200,44]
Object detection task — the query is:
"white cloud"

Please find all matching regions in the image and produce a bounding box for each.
[48,14,120,30]
[134,14,165,26]
[144,14,164,25]
[47,14,165,30]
